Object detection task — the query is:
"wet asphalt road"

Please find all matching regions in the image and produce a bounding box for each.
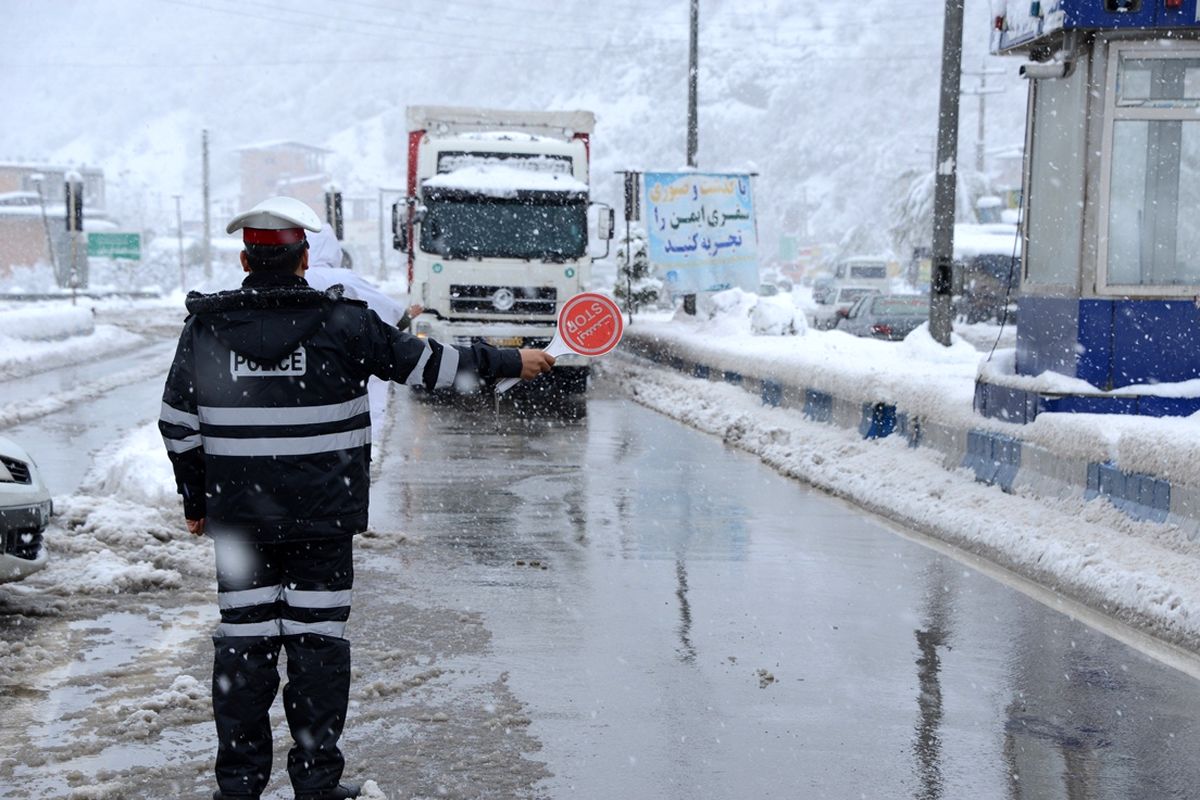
[368,385,1200,800]
[2,340,1200,798]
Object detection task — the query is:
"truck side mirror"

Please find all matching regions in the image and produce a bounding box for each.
[392,202,407,252]
[588,201,614,260]
[599,207,614,241]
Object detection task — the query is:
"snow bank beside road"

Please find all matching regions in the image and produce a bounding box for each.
[9,421,210,601]
[0,301,143,381]
[0,304,93,341]
[638,305,980,424]
[0,324,141,382]
[633,300,1200,486]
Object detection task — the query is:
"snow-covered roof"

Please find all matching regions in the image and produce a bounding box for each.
[0,204,68,218]
[954,223,1021,258]
[0,191,40,206]
[423,165,588,197]
[276,173,329,186]
[0,162,103,175]
[235,139,332,154]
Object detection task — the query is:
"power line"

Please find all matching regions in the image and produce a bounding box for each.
[160,0,603,55]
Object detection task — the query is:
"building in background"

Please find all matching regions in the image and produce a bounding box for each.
[0,163,111,277]
[236,140,332,213]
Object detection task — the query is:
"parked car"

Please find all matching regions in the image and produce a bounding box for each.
[811,285,881,330]
[837,294,929,340]
[811,275,836,304]
[0,436,51,583]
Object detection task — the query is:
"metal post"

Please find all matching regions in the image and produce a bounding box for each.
[378,188,386,280]
[687,0,699,169]
[65,175,83,305]
[202,129,212,279]
[174,194,185,293]
[930,0,965,347]
[977,85,987,175]
[961,62,1004,175]
[683,0,700,315]
[31,176,58,281]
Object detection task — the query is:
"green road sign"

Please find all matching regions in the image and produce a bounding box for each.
[87,232,141,260]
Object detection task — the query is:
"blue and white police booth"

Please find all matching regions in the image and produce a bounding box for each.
[978,0,1200,421]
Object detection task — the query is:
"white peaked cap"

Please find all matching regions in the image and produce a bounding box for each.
[226,196,322,235]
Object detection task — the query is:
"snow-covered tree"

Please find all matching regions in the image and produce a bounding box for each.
[888,167,992,261]
[613,227,662,313]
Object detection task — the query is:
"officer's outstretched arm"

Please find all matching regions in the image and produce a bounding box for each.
[359,308,523,391]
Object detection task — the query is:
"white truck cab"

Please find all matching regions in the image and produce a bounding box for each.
[395,107,613,393]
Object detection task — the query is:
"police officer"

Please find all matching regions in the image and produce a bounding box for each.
[158,197,553,800]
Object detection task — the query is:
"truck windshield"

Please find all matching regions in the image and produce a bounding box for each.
[420,197,587,261]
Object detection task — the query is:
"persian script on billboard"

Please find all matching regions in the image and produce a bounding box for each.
[643,172,758,295]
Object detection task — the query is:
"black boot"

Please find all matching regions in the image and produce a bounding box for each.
[212,635,282,799]
[295,783,360,800]
[283,633,352,797]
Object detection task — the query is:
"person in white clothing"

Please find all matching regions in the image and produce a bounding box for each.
[303,224,422,330]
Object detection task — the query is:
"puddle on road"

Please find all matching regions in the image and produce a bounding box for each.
[0,603,213,796]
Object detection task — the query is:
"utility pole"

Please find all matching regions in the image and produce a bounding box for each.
[687,0,699,168]
[684,0,699,315]
[378,188,386,280]
[202,129,212,279]
[930,0,965,347]
[961,62,1005,174]
[30,174,58,281]
[174,194,185,293]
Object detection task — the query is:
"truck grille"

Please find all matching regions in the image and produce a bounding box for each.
[0,456,30,484]
[4,528,42,560]
[449,285,557,316]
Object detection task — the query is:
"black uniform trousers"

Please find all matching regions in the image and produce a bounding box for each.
[211,535,354,799]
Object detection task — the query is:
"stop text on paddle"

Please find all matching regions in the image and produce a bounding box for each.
[495,292,624,394]
[557,292,624,357]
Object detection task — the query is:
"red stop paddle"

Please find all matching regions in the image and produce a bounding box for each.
[495,292,625,394]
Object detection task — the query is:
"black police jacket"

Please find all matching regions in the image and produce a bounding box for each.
[158,271,521,542]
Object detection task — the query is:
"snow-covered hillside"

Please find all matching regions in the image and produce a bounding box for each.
[0,0,1027,258]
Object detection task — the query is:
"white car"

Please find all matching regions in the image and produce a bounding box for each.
[0,435,51,583]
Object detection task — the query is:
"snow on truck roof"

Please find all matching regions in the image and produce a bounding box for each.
[423,164,588,198]
[407,106,595,139]
[459,131,560,143]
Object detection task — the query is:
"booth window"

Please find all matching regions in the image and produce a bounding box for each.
[1024,56,1088,286]
[1102,47,1200,291]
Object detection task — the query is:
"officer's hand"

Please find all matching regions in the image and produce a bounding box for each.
[186,518,206,536]
[518,349,555,380]
[407,303,424,318]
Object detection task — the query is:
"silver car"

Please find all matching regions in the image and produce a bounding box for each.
[837,294,929,340]
[0,435,52,583]
[811,285,881,330]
